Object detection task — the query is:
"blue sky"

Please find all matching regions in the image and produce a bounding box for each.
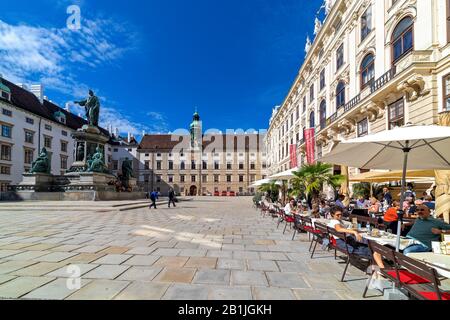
[0,0,322,137]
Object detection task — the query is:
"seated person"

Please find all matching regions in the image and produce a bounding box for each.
[368,197,381,216]
[422,195,436,210]
[335,195,347,209]
[328,207,379,263]
[403,205,450,255]
[356,196,369,209]
[319,200,330,218]
[284,198,298,217]
[383,200,400,232]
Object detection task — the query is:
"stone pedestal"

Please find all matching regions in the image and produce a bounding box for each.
[65,172,116,192]
[17,173,55,192]
[69,125,110,173]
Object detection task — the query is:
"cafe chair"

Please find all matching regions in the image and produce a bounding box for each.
[394,252,450,300]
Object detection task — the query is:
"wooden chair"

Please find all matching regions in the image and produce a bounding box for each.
[310,222,329,259]
[327,227,371,282]
[394,252,450,300]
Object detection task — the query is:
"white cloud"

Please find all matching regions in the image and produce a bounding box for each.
[0,17,156,136]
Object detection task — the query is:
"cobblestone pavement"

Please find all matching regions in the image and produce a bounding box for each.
[0,198,383,300]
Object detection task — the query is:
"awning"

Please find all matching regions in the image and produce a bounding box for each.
[350,170,435,183]
[268,167,299,180]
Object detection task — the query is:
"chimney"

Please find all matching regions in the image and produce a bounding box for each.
[17,83,28,90]
[142,130,145,137]
[65,102,70,113]
[115,128,119,138]
[109,124,113,135]
[31,84,44,102]
[128,132,131,143]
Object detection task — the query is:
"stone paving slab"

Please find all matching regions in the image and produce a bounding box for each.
[208,286,253,300]
[83,265,130,280]
[114,281,169,300]
[22,278,92,300]
[0,276,55,299]
[155,268,197,284]
[162,284,209,300]
[117,266,163,282]
[66,280,130,300]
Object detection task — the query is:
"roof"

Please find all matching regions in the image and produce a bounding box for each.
[0,80,11,93]
[0,77,112,140]
[138,134,188,151]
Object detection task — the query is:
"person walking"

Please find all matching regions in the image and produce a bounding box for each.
[168,188,177,208]
[149,190,158,209]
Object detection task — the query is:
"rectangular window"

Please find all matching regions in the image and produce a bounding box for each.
[180,175,185,183]
[296,105,300,119]
[61,141,68,153]
[250,163,256,170]
[26,117,34,125]
[168,175,174,183]
[250,175,256,183]
[227,162,232,170]
[227,175,232,183]
[114,148,119,153]
[191,161,196,170]
[1,145,12,161]
[239,163,244,170]
[214,162,220,170]
[336,43,344,71]
[144,161,150,170]
[44,136,52,149]
[309,84,314,103]
[0,166,11,175]
[303,97,307,113]
[239,175,244,182]
[1,125,12,138]
[113,160,118,170]
[357,118,369,137]
[156,161,162,170]
[320,69,326,90]
[202,161,207,170]
[361,6,372,41]
[62,130,68,137]
[144,174,150,183]
[180,161,185,170]
[45,124,52,131]
[156,175,161,183]
[24,149,34,164]
[213,175,219,183]
[444,74,450,110]
[168,161,174,170]
[25,131,34,144]
[202,175,207,183]
[388,99,405,129]
[60,156,68,170]
[191,175,196,182]
[2,109,12,117]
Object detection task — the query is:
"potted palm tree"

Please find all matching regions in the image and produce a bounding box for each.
[291,162,344,214]
[258,181,281,203]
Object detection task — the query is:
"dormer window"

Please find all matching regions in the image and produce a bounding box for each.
[0,82,11,101]
[53,111,66,124]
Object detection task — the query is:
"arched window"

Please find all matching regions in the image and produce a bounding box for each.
[392,16,414,63]
[319,100,327,129]
[360,53,375,89]
[309,111,315,129]
[336,81,346,108]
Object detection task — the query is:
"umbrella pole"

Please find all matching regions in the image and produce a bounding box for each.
[396,142,411,252]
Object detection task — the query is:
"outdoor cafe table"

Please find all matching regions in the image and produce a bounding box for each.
[361,232,421,251]
[407,252,450,279]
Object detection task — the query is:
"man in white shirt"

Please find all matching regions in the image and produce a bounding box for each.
[284,199,298,217]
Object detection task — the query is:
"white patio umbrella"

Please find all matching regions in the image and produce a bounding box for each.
[249,178,273,188]
[269,167,299,180]
[319,124,450,252]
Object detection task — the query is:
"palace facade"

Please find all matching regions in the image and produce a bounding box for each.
[265,0,450,179]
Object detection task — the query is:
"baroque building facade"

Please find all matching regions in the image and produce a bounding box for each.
[266,0,450,179]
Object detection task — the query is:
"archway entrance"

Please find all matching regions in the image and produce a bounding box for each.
[190,185,198,196]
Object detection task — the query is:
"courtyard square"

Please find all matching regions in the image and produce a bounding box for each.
[0,198,381,300]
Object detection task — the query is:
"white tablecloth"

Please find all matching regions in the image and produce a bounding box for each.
[361,233,420,251]
[407,252,450,278]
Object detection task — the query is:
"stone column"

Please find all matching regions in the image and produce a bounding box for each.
[340,165,350,207]
[435,111,450,223]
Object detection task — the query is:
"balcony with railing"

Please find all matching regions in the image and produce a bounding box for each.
[320,66,397,135]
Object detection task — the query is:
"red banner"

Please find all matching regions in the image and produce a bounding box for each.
[289,144,297,169]
[304,128,316,164]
